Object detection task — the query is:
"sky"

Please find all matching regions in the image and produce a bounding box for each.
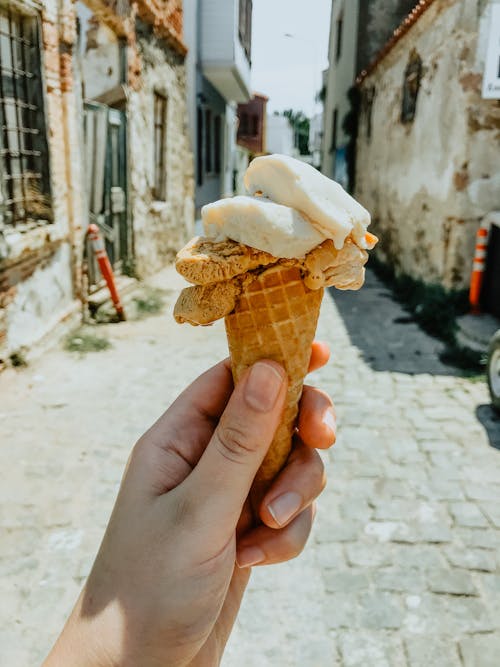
[251,0,332,118]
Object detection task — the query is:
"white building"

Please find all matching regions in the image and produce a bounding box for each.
[184,0,253,213]
[266,114,295,156]
[308,112,323,169]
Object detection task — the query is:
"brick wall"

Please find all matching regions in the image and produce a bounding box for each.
[0,0,192,363]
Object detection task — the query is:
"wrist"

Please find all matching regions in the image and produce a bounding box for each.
[43,591,115,667]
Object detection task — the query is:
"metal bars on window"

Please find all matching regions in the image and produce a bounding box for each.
[0,6,51,227]
[153,92,167,200]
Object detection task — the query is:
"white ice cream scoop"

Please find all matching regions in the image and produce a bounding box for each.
[244,154,371,250]
[202,195,325,259]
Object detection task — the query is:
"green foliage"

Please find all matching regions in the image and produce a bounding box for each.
[132,289,164,317]
[10,351,28,367]
[282,109,310,155]
[65,329,111,353]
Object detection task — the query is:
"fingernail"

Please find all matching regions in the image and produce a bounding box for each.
[236,545,265,568]
[322,409,337,440]
[267,491,302,526]
[244,362,285,412]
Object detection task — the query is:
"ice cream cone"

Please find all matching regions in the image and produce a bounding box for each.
[224,265,324,512]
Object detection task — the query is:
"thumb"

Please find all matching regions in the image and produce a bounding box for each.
[186,360,287,539]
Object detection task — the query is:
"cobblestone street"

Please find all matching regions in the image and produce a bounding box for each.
[1,268,500,666]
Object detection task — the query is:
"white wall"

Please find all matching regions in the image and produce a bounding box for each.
[266,115,294,156]
[321,0,360,179]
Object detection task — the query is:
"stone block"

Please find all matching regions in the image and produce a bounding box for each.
[459,633,500,667]
[427,567,478,596]
[405,637,461,667]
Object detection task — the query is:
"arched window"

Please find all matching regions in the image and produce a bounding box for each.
[401,50,422,124]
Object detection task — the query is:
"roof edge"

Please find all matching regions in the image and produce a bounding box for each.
[356,0,438,85]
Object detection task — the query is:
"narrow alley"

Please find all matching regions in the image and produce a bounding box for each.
[1,268,499,667]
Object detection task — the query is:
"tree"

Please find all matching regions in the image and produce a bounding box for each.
[282,109,310,155]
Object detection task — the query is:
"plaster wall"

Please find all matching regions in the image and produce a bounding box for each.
[356,0,500,288]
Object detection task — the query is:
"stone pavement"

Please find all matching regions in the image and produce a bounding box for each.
[1,268,500,666]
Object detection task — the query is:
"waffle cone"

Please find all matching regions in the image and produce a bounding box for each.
[224,265,323,510]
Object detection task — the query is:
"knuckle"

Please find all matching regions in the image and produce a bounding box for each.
[215,422,257,464]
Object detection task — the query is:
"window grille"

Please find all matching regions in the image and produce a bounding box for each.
[0,6,51,227]
[153,91,167,200]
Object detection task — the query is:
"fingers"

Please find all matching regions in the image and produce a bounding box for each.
[297,385,336,449]
[236,504,315,568]
[308,340,330,373]
[184,361,288,543]
[259,441,326,528]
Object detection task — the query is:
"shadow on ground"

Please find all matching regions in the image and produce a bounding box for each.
[329,269,462,376]
[476,404,500,451]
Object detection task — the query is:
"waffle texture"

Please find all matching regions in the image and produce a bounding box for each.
[225,265,324,506]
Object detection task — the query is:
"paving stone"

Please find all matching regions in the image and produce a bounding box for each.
[412,479,465,501]
[463,482,500,501]
[390,544,447,570]
[427,567,478,596]
[457,528,500,550]
[449,502,490,528]
[444,546,497,572]
[4,268,500,666]
[405,636,461,667]
[358,591,404,629]
[459,634,500,667]
[324,592,359,629]
[376,567,425,593]
[345,543,392,568]
[446,596,496,634]
[402,593,450,635]
[338,631,405,667]
[479,502,500,529]
[323,569,370,594]
[339,498,373,522]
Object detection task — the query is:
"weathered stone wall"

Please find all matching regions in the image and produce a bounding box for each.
[129,28,194,276]
[0,0,192,363]
[0,0,84,362]
[356,0,500,289]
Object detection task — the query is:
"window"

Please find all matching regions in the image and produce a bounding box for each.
[251,114,259,137]
[214,115,221,175]
[335,13,343,62]
[153,92,167,199]
[239,112,249,136]
[401,50,422,124]
[238,0,252,62]
[204,108,212,173]
[196,106,203,186]
[330,108,338,152]
[0,7,51,227]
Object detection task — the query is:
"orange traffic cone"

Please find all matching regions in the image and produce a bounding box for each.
[469,223,490,314]
[87,224,126,321]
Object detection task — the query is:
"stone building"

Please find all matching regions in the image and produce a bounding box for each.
[355,0,500,289]
[0,0,193,365]
[321,0,416,186]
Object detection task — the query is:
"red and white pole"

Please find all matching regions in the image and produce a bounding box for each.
[87,223,126,321]
[469,222,490,314]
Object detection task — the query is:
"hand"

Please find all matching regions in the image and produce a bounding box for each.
[44,342,336,667]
